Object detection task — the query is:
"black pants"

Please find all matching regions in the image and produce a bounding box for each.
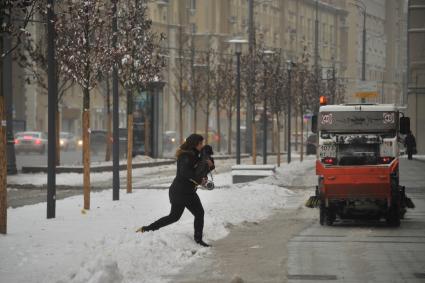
[145,194,205,240]
[407,149,413,160]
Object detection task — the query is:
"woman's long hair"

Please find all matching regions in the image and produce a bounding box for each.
[176,134,204,157]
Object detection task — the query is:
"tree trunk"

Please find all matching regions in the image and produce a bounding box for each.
[56,110,60,166]
[227,111,232,155]
[300,105,304,162]
[0,96,7,234]
[216,102,221,152]
[283,114,287,152]
[205,106,209,144]
[144,115,150,156]
[105,77,112,161]
[82,97,91,210]
[179,99,183,144]
[193,104,197,134]
[271,117,276,154]
[127,90,133,193]
[276,112,281,167]
[295,108,299,152]
[252,121,257,165]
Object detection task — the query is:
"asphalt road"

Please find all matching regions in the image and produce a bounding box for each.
[172,157,425,283]
[286,158,425,283]
[15,149,106,170]
[7,156,257,208]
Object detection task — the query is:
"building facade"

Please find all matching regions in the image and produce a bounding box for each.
[407,0,425,154]
[12,0,411,154]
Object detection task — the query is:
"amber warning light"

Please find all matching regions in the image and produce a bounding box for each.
[320,96,328,105]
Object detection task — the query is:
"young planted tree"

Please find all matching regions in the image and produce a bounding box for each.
[20,37,74,165]
[172,26,190,144]
[186,49,207,133]
[1,0,40,58]
[117,0,165,193]
[55,0,113,210]
[218,56,236,154]
[268,51,287,166]
[199,51,213,144]
[210,55,229,153]
[241,50,262,163]
[293,48,311,162]
[1,0,41,234]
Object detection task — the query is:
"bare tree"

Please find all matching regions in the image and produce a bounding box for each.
[20,36,74,165]
[241,49,263,163]
[293,48,311,161]
[117,0,165,193]
[55,0,113,210]
[268,51,287,166]
[1,0,41,234]
[171,26,190,144]
[210,54,230,152]
[198,51,214,144]
[1,0,41,58]
[217,56,236,154]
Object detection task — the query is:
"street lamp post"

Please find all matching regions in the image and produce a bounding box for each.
[351,0,367,103]
[46,0,57,219]
[112,0,119,201]
[229,38,247,165]
[287,60,296,164]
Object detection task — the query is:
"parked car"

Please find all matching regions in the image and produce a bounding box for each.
[60,132,78,151]
[77,129,142,157]
[15,131,48,154]
[306,134,317,155]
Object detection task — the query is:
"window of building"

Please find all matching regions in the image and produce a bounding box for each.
[191,23,197,34]
[190,0,196,10]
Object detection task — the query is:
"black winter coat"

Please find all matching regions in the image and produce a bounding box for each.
[405,133,416,149]
[169,149,207,204]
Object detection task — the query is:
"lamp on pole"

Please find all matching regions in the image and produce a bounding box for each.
[314,0,320,109]
[229,38,247,165]
[351,0,367,103]
[261,49,274,164]
[286,60,296,164]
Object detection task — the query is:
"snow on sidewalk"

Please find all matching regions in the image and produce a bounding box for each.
[6,163,176,187]
[0,159,315,283]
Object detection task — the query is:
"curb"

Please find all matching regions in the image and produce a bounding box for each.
[21,154,250,174]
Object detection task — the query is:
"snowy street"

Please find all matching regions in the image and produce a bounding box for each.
[6,156,253,208]
[2,157,425,283]
[0,157,315,283]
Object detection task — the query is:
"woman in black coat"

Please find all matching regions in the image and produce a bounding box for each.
[137,134,213,247]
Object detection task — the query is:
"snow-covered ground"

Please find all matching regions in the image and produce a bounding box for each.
[0,159,315,283]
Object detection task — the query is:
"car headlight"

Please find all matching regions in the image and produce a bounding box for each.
[171,138,175,143]
[78,140,83,146]
[60,140,65,145]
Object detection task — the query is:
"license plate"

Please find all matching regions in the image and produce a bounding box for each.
[319,144,336,158]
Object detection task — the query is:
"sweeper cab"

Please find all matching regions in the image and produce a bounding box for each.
[306,98,414,226]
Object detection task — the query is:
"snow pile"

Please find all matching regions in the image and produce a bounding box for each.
[1,182,296,283]
[63,257,123,283]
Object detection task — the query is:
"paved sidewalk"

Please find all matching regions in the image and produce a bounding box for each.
[171,156,425,283]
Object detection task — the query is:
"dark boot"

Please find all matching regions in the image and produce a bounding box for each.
[195,233,210,247]
[195,238,211,247]
[136,226,149,233]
